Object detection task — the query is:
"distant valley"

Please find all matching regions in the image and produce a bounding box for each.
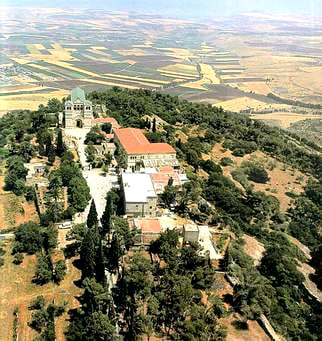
[1,8,322,133]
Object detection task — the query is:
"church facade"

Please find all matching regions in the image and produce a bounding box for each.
[64,87,93,128]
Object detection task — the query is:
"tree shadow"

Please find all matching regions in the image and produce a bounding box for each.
[73,278,83,288]
[72,258,82,270]
[64,243,79,259]
[223,293,234,305]
[232,319,249,330]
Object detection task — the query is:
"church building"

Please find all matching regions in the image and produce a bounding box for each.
[64,87,93,128]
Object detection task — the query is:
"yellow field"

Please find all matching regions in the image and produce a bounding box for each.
[159,63,198,76]
[158,70,197,79]
[26,44,40,54]
[0,89,69,116]
[81,53,119,63]
[102,72,168,85]
[34,43,45,49]
[79,78,139,89]
[157,48,195,59]
[220,69,244,73]
[251,112,322,128]
[182,63,220,90]
[235,82,272,95]
[215,96,289,112]
[182,79,208,90]
[199,63,220,84]
[92,46,107,50]
[21,43,76,63]
[117,48,147,56]
[0,85,49,94]
[11,58,31,65]
[88,48,112,57]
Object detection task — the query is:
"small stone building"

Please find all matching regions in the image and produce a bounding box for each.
[183,224,200,243]
[64,87,93,128]
[121,172,157,217]
[131,218,162,246]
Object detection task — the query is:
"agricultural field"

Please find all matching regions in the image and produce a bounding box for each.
[0,7,322,131]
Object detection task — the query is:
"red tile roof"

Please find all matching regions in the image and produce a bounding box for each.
[92,117,120,129]
[151,166,181,193]
[114,128,176,155]
[138,218,162,234]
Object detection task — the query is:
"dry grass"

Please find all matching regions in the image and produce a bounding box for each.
[0,85,48,94]
[242,235,266,266]
[210,144,308,211]
[222,314,271,341]
[215,96,289,112]
[234,82,271,95]
[0,89,69,116]
[251,112,322,128]
[0,239,82,341]
[0,176,38,230]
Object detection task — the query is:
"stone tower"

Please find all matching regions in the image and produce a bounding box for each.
[64,87,93,128]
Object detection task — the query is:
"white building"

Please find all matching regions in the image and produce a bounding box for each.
[64,87,93,128]
[121,173,157,217]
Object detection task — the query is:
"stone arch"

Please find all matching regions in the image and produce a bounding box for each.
[76,119,83,128]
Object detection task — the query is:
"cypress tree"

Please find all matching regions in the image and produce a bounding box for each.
[152,117,157,132]
[80,228,97,280]
[100,195,113,238]
[107,233,121,273]
[45,134,52,156]
[95,240,106,287]
[56,128,65,157]
[47,144,55,165]
[87,199,98,229]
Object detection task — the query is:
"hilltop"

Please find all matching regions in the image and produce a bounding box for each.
[0,88,321,340]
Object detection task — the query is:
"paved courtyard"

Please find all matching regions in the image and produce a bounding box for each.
[65,128,113,221]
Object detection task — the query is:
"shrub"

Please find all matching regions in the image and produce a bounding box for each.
[246,164,270,183]
[13,222,44,254]
[220,157,234,166]
[13,253,24,265]
[29,296,45,310]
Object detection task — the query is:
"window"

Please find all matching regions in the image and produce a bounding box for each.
[73,105,77,110]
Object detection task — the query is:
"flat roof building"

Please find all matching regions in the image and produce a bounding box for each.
[121,172,157,217]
